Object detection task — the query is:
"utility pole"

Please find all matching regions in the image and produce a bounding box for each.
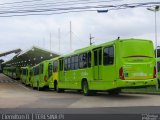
[90,34,94,45]
[58,28,61,53]
[50,32,51,51]
[70,21,72,51]
[147,5,160,90]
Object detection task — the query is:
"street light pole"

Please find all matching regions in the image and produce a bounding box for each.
[147,6,160,90]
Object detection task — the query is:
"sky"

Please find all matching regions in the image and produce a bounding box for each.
[0,0,160,61]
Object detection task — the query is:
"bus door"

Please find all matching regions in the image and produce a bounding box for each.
[93,48,102,80]
[48,63,52,80]
[103,45,116,82]
[39,64,43,82]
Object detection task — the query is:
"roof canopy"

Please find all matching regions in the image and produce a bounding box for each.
[0,49,21,57]
[4,46,60,67]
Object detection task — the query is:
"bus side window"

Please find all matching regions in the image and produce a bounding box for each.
[34,66,39,75]
[103,46,114,65]
[53,61,58,72]
[88,52,91,67]
[60,59,63,71]
[99,49,102,65]
[67,57,71,70]
[40,64,43,74]
[71,56,75,70]
[79,53,87,69]
[79,54,83,69]
[48,63,52,77]
[83,53,87,68]
[64,59,68,71]
[94,51,98,66]
[158,62,160,72]
[74,55,78,70]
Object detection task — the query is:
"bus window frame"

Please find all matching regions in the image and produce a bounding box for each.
[53,61,58,72]
[103,45,114,66]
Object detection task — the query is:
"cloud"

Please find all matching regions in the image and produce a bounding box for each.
[0,0,160,61]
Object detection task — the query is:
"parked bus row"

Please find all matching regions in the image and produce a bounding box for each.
[3,66,21,79]
[3,38,157,95]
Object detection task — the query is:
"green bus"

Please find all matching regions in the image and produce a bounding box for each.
[21,66,31,85]
[8,67,14,78]
[3,67,11,77]
[48,59,55,89]
[12,67,21,80]
[52,38,156,95]
[31,60,53,90]
[49,57,60,91]
[3,67,9,76]
[3,66,20,79]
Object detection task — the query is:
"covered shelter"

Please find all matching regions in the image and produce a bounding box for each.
[3,46,60,67]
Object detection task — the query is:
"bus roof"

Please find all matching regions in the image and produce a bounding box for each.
[53,38,153,59]
[48,56,60,62]
[60,45,96,58]
[96,38,152,48]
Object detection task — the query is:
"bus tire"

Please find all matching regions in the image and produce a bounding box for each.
[77,90,81,93]
[57,87,64,93]
[54,80,57,91]
[57,88,62,93]
[82,80,90,96]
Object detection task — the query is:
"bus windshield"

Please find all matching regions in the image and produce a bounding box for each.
[120,40,154,58]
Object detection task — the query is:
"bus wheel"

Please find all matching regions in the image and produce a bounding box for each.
[57,87,64,93]
[77,90,81,93]
[108,89,121,95]
[82,81,90,96]
[54,81,57,91]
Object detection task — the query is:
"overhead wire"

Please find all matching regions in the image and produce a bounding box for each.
[0,4,115,14]
[0,2,158,14]
[0,0,45,5]
[0,0,121,15]
[71,31,89,44]
[0,0,122,11]
[0,9,97,17]
[0,1,158,17]
[0,0,121,7]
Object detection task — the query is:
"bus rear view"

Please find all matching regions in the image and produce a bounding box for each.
[117,39,156,88]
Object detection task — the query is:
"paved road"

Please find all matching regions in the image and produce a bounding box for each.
[1,74,160,114]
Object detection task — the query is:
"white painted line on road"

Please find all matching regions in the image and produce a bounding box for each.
[18,84,31,91]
